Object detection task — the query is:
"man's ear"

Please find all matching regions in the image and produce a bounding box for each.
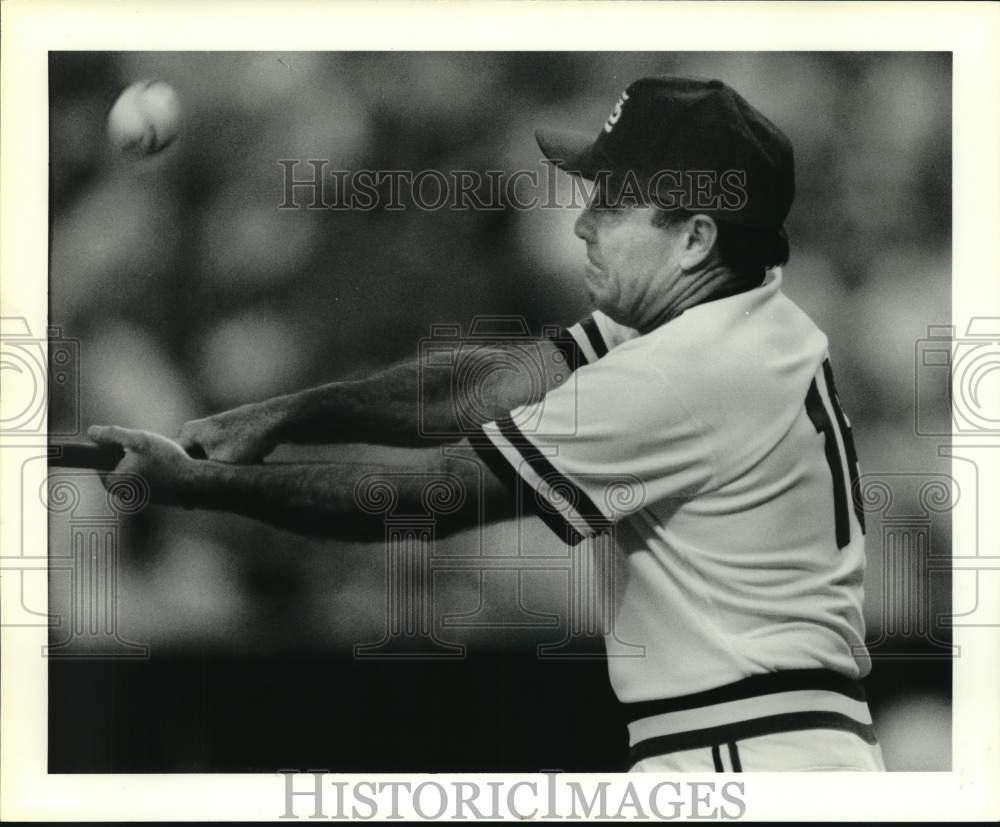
[678,214,719,270]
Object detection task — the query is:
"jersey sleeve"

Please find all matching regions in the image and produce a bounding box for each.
[470,353,716,545]
[546,310,639,372]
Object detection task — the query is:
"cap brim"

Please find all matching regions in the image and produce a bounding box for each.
[535,127,600,178]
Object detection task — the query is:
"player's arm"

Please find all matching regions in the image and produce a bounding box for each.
[177,339,569,460]
[178,336,580,461]
[178,314,636,461]
[89,426,516,540]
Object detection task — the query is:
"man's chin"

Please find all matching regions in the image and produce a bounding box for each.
[587,290,605,313]
[587,292,617,320]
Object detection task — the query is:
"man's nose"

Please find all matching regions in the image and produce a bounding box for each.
[574,208,595,241]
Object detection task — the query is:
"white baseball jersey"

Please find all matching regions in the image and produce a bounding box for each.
[473,270,871,706]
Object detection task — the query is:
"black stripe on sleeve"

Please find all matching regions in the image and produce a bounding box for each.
[580,316,609,359]
[711,744,724,772]
[494,416,612,537]
[546,327,587,374]
[468,429,585,546]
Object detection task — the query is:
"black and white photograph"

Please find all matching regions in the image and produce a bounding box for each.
[2,1,999,822]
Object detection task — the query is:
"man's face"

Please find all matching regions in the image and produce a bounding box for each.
[573,196,685,329]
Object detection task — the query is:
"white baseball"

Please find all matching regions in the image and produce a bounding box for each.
[107,80,182,155]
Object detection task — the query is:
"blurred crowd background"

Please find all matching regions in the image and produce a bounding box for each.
[47,52,952,772]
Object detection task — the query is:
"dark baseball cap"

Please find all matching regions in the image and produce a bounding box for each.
[536,76,794,228]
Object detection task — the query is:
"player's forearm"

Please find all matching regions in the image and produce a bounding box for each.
[264,340,568,447]
[267,361,450,446]
[180,457,456,540]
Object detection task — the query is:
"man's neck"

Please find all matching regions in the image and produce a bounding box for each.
[637,264,762,333]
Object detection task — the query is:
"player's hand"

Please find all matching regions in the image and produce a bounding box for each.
[176,403,278,464]
[88,425,195,506]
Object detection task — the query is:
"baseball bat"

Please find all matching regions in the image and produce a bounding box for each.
[49,440,207,471]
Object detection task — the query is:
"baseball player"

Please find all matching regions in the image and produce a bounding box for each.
[90,76,885,772]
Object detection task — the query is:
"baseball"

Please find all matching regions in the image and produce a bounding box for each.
[107,80,181,155]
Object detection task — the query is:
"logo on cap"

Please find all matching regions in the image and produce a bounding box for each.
[603,90,630,134]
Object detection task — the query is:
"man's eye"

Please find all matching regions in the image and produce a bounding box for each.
[591,198,620,213]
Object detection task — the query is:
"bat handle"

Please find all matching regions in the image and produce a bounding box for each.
[49,440,210,470]
[51,442,126,472]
